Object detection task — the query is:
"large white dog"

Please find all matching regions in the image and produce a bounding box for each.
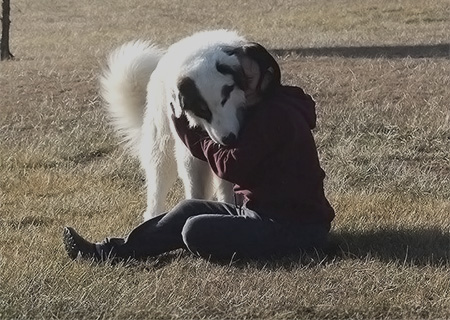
[100,30,280,221]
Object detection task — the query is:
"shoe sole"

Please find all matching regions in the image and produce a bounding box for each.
[63,227,80,260]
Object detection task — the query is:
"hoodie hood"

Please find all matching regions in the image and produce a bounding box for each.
[279,86,317,129]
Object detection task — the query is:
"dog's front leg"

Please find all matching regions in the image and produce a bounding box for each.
[175,142,211,201]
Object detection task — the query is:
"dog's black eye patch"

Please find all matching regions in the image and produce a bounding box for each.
[177,77,212,122]
[221,84,234,106]
[216,62,245,90]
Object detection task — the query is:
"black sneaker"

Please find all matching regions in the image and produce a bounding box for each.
[63,227,101,261]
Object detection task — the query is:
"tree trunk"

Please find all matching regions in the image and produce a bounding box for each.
[1,0,14,61]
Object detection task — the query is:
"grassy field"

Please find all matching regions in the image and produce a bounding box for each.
[1,0,449,318]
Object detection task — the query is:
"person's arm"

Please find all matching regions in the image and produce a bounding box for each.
[171,115,209,162]
[173,107,288,184]
[199,115,286,183]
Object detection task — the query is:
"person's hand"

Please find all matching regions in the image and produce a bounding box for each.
[170,107,209,161]
[171,113,190,134]
[170,102,192,132]
[170,102,183,119]
[170,106,207,143]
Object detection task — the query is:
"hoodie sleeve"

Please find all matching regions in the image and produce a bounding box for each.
[174,104,289,184]
[172,86,316,184]
[172,115,208,161]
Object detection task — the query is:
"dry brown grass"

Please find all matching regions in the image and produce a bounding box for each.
[1,0,449,318]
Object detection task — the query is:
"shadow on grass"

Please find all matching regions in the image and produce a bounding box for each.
[271,43,449,59]
[227,228,450,269]
[332,227,450,266]
[120,228,450,270]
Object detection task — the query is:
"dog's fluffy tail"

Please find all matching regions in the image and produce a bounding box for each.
[100,41,164,155]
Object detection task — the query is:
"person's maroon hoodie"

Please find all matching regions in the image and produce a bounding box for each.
[173,86,335,225]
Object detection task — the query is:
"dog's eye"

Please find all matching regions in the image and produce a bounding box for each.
[221,84,234,106]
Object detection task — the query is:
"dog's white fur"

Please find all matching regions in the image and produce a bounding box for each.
[101,30,249,220]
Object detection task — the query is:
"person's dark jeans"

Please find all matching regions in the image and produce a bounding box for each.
[99,199,330,261]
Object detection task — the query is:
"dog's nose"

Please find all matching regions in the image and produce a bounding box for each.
[221,133,237,146]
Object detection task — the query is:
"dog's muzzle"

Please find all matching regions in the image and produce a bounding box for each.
[221,133,237,146]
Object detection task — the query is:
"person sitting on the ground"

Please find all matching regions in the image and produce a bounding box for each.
[63,43,335,262]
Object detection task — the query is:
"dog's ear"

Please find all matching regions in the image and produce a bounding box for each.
[176,77,212,121]
[225,42,281,104]
[175,77,196,117]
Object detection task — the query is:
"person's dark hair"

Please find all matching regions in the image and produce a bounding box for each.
[226,42,281,96]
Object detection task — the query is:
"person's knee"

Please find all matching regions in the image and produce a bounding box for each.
[181,216,210,256]
[182,216,239,260]
[167,199,208,223]
[172,199,208,214]
[173,199,195,211]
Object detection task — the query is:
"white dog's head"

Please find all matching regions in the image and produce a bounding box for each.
[170,35,281,146]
